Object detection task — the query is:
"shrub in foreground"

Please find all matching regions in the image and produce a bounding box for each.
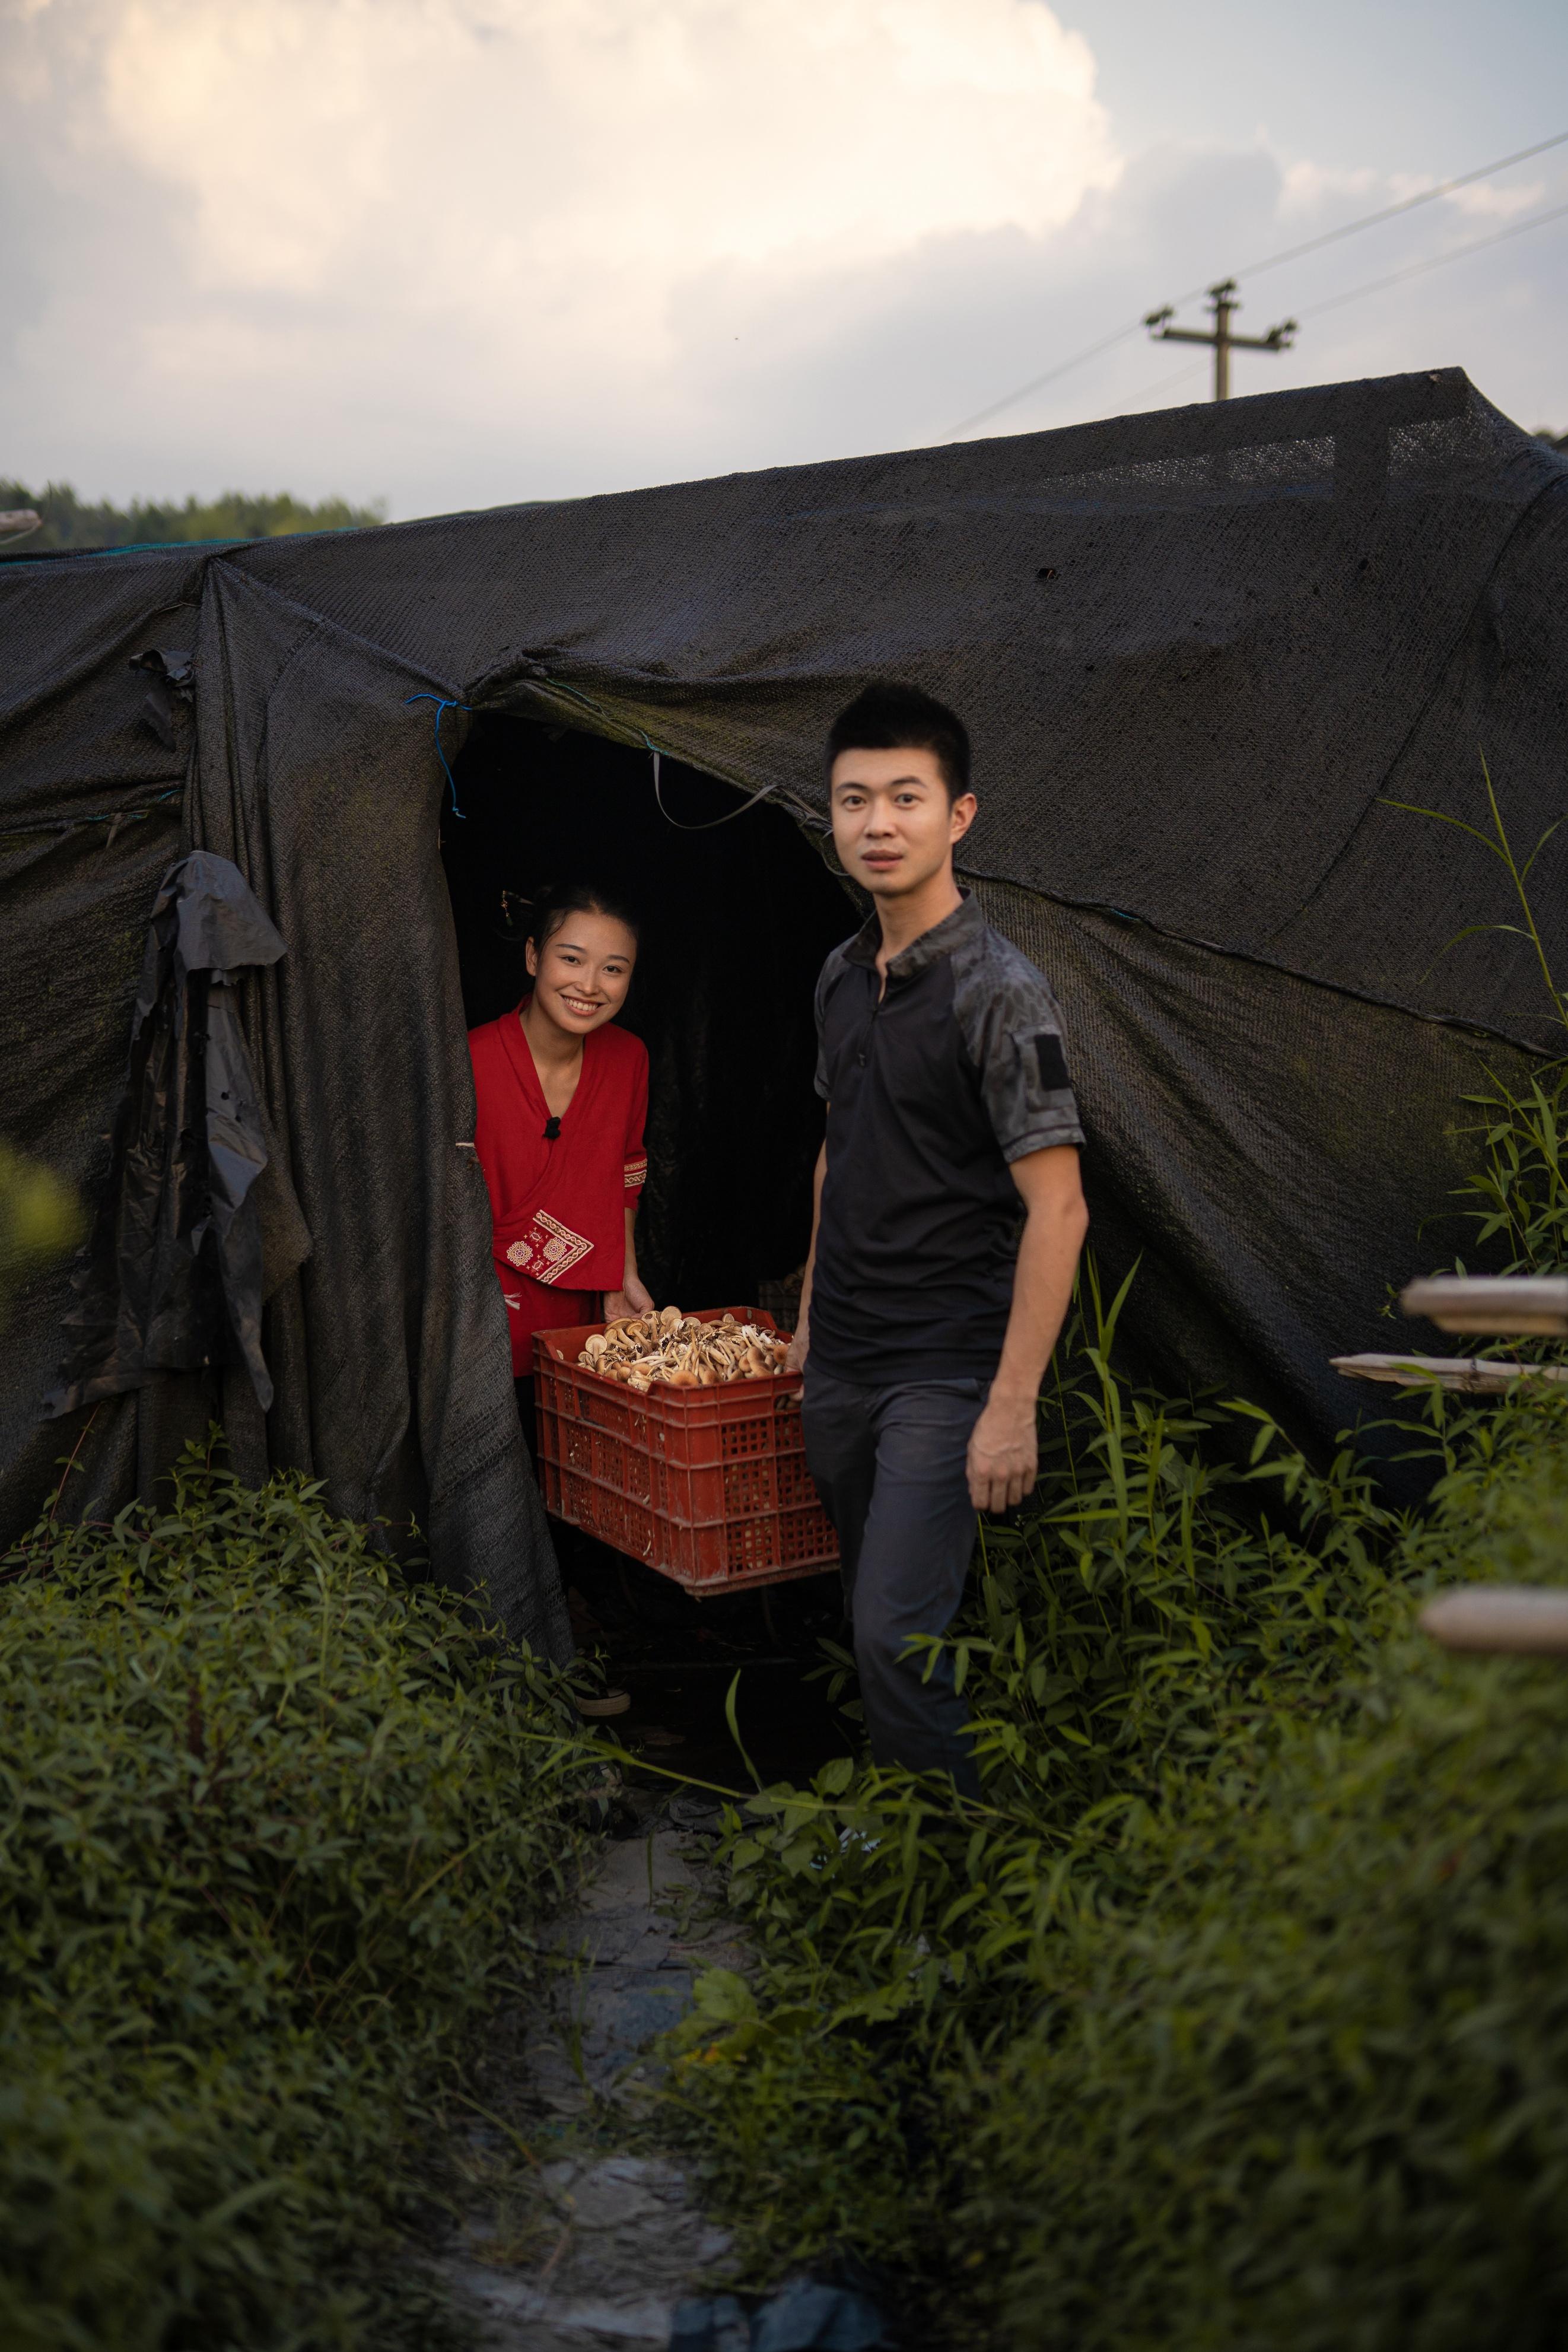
[0,1448,594,2351]
[975,1600,1568,2351]
[662,1350,1568,2348]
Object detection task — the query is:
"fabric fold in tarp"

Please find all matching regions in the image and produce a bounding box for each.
[46,849,294,1417]
[969,875,1547,1474]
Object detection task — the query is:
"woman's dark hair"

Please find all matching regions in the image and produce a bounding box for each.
[526,881,641,953]
[825,680,971,802]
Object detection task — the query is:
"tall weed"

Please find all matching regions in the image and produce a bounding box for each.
[971,1391,1568,2352]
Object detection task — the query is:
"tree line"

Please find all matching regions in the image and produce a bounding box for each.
[0,481,385,552]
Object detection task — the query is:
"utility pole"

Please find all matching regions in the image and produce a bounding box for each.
[1143,279,1297,401]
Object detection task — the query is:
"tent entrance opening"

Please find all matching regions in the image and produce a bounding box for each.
[441,715,858,1784]
[444,717,853,1310]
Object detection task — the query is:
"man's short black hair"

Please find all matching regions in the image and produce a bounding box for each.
[825,681,972,803]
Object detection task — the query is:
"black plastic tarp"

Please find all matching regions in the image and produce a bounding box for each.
[3,368,1566,1649]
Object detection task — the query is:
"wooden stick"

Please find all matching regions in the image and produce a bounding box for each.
[1332,1353,1568,1391]
[1421,1586,1568,1654]
[1401,1274,1568,1336]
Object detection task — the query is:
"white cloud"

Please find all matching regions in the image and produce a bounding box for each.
[1442,177,1545,220]
[1,1,1563,512]
[100,0,1112,280]
[29,1,1116,355]
[1277,159,1380,217]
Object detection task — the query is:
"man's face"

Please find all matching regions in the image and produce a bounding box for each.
[829,745,977,901]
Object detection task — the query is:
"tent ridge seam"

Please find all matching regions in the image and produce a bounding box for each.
[959,862,1560,1057]
[1268,467,1568,939]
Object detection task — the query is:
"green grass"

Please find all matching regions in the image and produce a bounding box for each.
[0,1449,596,2350]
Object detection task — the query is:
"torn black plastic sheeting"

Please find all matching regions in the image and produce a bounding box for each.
[45,850,292,1419]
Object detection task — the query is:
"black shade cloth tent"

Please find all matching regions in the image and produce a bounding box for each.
[3,366,1566,1654]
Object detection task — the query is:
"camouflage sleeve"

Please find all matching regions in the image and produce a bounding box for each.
[954,935,1085,1162]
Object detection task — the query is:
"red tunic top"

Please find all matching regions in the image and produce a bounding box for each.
[468,1006,649,1375]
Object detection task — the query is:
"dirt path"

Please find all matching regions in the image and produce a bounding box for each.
[438,1798,745,2349]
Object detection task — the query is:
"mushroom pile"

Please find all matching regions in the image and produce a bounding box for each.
[578,1307,791,1391]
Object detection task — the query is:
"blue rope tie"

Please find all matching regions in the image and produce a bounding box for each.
[405,692,471,819]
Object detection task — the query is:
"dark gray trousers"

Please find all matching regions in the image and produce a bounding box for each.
[802,1365,985,1798]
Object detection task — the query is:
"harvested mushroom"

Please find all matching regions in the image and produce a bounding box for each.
[576,1308,793,1387]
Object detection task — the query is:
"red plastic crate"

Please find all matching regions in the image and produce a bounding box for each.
[533,1307,839,1595]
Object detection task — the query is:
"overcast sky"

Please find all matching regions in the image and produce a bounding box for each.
[2,0,1564,517]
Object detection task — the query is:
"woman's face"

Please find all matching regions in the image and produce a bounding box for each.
[525,908,637,1037]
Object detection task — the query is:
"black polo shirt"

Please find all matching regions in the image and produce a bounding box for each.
[809,892,1083,1386]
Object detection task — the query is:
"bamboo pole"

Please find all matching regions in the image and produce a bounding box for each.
[1421,1587,1568,1654]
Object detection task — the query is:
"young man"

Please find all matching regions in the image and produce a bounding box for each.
[787,682,1088,1800]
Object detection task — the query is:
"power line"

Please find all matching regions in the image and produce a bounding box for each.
[948,320,1145,438]
[1121,357,1211,412]
[947,126,1567,438]
[1295,195,1568,320]
[1215,128,1568,291]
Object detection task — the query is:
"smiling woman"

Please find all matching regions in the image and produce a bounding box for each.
[468,882,651,1385]
[445,717,855,1343]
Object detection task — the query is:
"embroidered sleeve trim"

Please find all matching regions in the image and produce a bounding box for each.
[623,1156,648,1190]
[504,1209,595,1283]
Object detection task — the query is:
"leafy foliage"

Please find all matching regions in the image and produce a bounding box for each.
[0,1448,594,2351]
[967,1390,1568,2351]
[666,1358,1568,2345]
[0,479,384,554]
